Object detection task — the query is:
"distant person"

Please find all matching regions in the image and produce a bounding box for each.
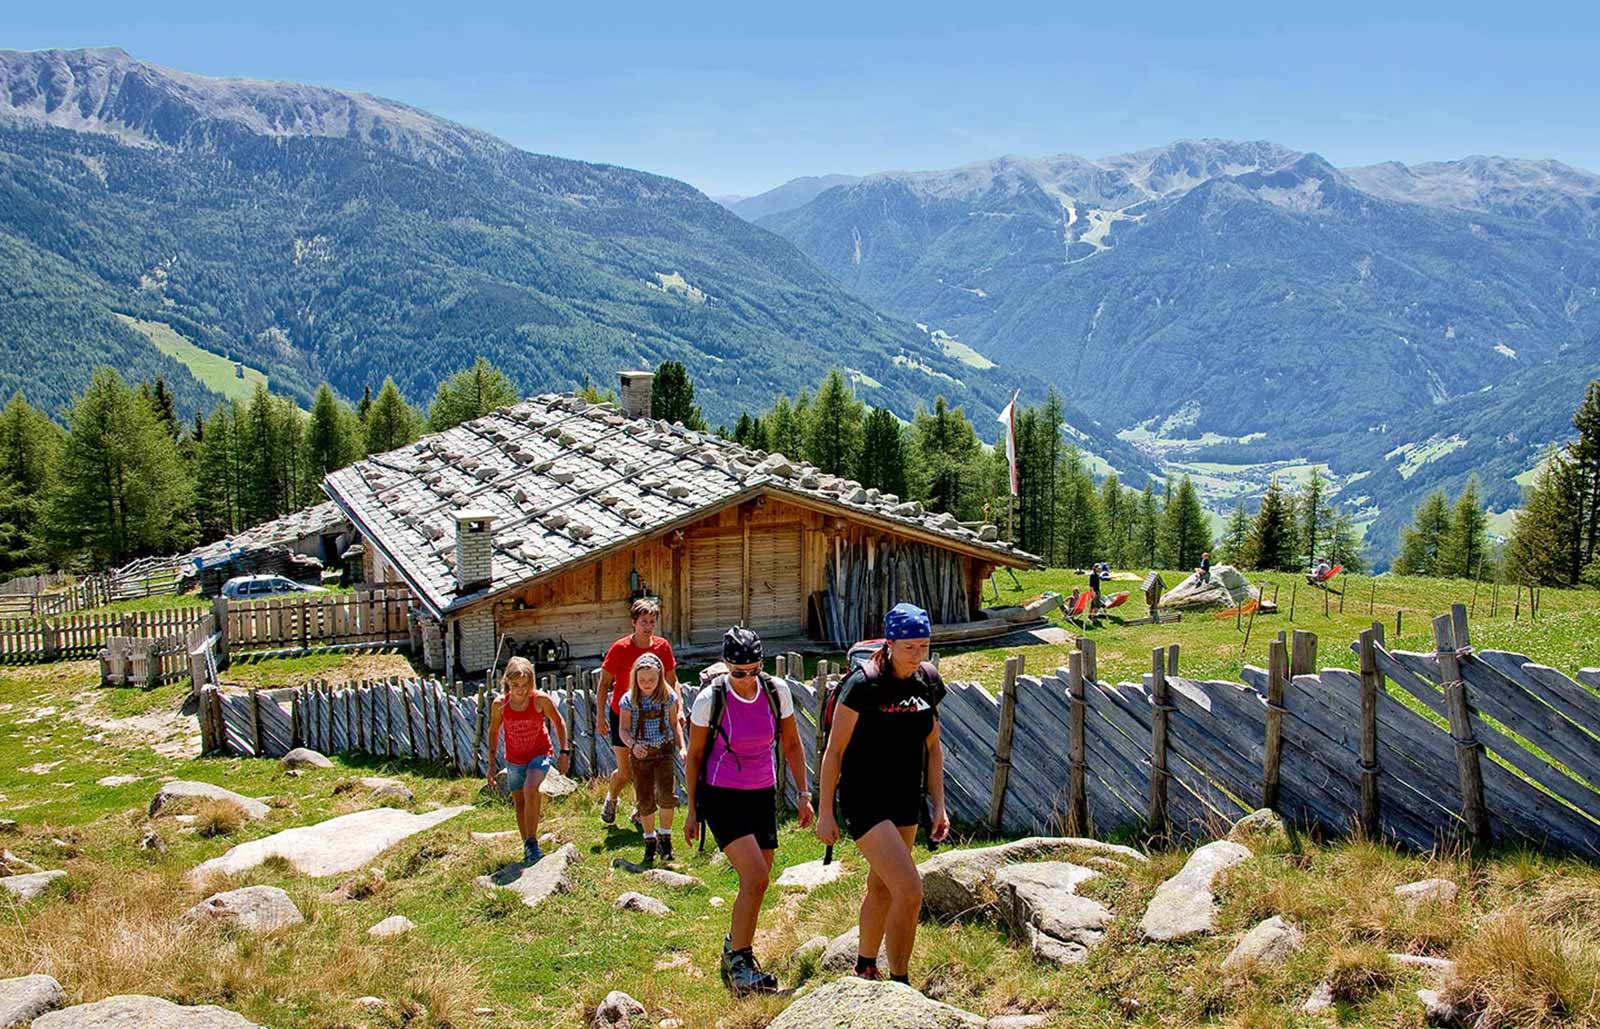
[685,627,813,995]
[816,603,950,986]
[485,657,571,864]
[1196,551,1212,584]
[597,598,678,829]
[1313,556,1332,579]
[1088,564,1104,609]
[618,652,686,866]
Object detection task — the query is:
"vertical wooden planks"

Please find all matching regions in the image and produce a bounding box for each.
[987,656,1021,832]
[1148,647,1171,838]
[1262,638,1287,810]
[1435,610,1491,844]
[1067,651,1088,835]
[1357,627,1382,834]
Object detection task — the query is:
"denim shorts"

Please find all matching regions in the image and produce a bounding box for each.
[506,754,553,791]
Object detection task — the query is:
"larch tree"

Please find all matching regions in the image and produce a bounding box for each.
[858,406,909,497]
[1394,490,1452,576]
[804,370,865,478]
[1248,477,1295,571]
[1439,476,1489,579]
[0,392,64,574]
[650,360,707,430]
[427,357,520,432]
[365,379,422,455]
[304,384,362,483]
[1218,498,1252,567]
[1159,475,1211,570]
[1509,451,1585,585]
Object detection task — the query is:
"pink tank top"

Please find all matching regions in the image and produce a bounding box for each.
[501,695,552,764]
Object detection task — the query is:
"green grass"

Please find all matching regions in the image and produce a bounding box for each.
[115,313,270,404]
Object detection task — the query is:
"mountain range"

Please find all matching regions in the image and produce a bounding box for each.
[0,47,1164,480]
[744,141,1600,553]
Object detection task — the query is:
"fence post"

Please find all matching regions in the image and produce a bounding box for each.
[1166,644,1179,679]
[811,661,830,805]
[987,656,1020,833]
[1262,638,1287,809]
[1288,582,1296,621]
[1357,628,1382,835]
[1080,637,1097,684]
[249,688,263,758]
[212,595,230,666]
[774,654,787,679]
[1290,630,1318,679]
[583,670,600,776]
[1148,647,1171,839]
[1067,651,1088,836]
[1435,607,1491,845]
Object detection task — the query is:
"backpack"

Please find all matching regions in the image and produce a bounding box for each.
[695,671,786,851]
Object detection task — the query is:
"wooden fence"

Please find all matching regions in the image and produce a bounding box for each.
[100,635,190,688]
[1,607,211,663]
[106,556,185,601]
[195,607,1600,858]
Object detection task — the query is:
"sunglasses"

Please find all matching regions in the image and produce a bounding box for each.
[728,667,759,679]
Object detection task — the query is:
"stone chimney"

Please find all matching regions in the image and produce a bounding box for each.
[619,370,654,419]
[453,509,496,593]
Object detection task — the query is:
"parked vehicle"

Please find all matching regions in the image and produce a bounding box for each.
[220,575,329,600]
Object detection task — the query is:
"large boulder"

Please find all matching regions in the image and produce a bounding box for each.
[1140,840,1252,941]
[279,748,333,770]
[918,837,1145,922]
[150,782,270,821]
[992,861,1113,965]
[0,974,64,1027]
[0,870,65,902]
[1158,565,1258,611]
[187,806,468,882]
[768,978,985,1029]
[181,885,304,934]
[477,843,578,909]
[820,926,891,973]
[32,995,264,1028]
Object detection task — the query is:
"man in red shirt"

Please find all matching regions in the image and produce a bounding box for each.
[596,597,679,826]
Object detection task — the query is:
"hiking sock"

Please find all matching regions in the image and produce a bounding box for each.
[643,837,657,865]
[890,973,910,985]
[855,955,878,975]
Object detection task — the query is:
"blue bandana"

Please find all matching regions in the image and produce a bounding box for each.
[884,602,931,641]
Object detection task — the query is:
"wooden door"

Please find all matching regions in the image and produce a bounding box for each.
[748,525,804,638]
[688,532,743,644]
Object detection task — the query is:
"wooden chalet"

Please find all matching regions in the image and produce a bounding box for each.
[323,374,1032,677]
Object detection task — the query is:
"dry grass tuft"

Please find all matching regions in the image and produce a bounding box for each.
[191,799,249,838]
[1446,909,1600,1027]
[1324,943,1396,1003]
[385,960,486,1029]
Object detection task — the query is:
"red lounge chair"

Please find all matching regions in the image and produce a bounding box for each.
[1104,591,1130,610]
[1306,564,1344,592]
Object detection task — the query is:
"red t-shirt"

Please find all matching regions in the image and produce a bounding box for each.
[602,635,677,713]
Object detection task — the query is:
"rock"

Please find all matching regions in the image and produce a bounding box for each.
[985,1017,1052,1029]
[1140,840,1252,941]
[792,934,829,965]
[150,781,270,821]
[280,747,334,769]
[477,843,578,909]
[640,868,701,890]
[96,775,142,787]
[777,859,848,890]
[1302,981,1335,1014]
[993,861,1112,965]
[470,830,520,844]
[1226,809,1290,850]
[139,829,167,853]
[0,870,65,902]
[367,915,415,938]
[659,1019,684,1029]
[187,805,468,882]
[358,778,414,805]
[540,769,579,797]
[821,926,891,972]
[614,891,670,915]
[919,837,1145,921]
[1158,564,1258,611]
[181,885,304,933]
[709,896,724,907]
[1395,879,1459,913]
[0,820,16,833]
[768,978,986,1029]
[0,850,41,874]
[1221,916,1305,972]
[1390,954,1457,979]
[594,990,647,1028]
[0,974,64,1027]
[354,997,386,1010]
[33,996,263,1027]
[1418,988,1469,1025]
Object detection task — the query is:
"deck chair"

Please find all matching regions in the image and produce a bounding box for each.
[1306,564,1344,593]
[1104,591,1131,610]
[1064,591,1097,629]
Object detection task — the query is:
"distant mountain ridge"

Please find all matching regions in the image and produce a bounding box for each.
[751,139,1600,555]
[0,47,1161,484]
[718,173,862,221]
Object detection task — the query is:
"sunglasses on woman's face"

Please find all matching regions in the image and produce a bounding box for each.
[728,666,759,679]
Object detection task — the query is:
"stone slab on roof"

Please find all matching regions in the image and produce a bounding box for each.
[324,394,1029,616]
[181,501,351,567]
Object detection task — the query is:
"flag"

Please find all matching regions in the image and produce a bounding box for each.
[997,389,1020,497]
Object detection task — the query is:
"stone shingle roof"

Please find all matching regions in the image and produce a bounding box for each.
[323,393,1029,616]
[180,501,351,568]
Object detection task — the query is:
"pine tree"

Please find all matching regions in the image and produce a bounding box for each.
[1099,473,1125,566]
[650,361,707,430]
[357,384,373,423]
[1439,476,1489,579]
[1248,477,1295,571]
[1300,468,1332,569]
[238,385,283,524]
[194,403,240,538]
[1569,380,1600,569]
[858,406,909,496]
[1326,511,1368,574]
[304,384,361,485]
[46,367,193,565]
[1159,475,1211,570]
[805,370,865,478]
[1055,447,1102,568]
[1394,490,1452,576]
[427,357,520,432]
[1509,451,1585,585]
[909,397,985,520]
[1219,498,1252,567]
[1136,484,1160,567]
[763,395,806,459]
[365,379,421,455]
[0,392,63,573]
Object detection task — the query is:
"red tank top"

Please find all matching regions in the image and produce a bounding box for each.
[501,695,552,764]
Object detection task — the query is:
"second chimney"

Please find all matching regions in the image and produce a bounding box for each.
[619,369,654,419]
[453,509,496,593]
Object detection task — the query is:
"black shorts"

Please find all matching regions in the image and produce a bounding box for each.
[608,706,624,749]
[697,783,779,852]
[840,783,923,841]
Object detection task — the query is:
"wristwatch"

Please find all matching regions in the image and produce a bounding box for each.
[561,747,574,754]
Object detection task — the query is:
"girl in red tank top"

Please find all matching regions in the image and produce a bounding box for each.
[487,657,570,864]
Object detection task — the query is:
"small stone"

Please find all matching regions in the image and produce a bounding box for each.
[659,1019,684,1028]
[1418,988,1468,1025]
[469,831,520,844]
[280,748,334,770]
[1390,953,1457,979]
[139,829,167,853]
[777,859,848,890]
[594,990,647,1028]
[476,843,578,909]
[150,781,270,821]
[181,885,304,934]
[0,820,16,833]
[473,1008,496,1017]
[985,1017,1051,1029]
[614,891,670,916]
[1302,981,1335,1014]
[792,935,828,964]
[0,850,41,874]
[354,997,387,1010]
[0,870,65,902]
[97,774,142,787]
[709,896,724,908]
[1227,809,1290,850]
[367,915,415,938]
[1395,879,1458,913]
[640,868,701,890]
[540,769,579,797]
[358,778,414,805]
[1221,916,1305,972]
[0,974,65,1027]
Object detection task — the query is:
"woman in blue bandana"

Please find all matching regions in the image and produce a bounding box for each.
[816,602,950,987]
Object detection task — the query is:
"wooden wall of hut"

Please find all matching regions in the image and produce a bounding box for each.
[821,529,972,646]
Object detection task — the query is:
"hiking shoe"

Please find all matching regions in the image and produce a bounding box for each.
[658,835,674,862]
[600,796,617,825]
[721,947,779,996]
[523,838,543,864]
[630,810,643,831]
[643,836,657,867]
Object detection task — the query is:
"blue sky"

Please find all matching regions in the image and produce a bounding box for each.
[10,1,1599,197]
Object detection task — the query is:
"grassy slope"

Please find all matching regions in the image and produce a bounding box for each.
[114,314,271,405]
[2,574,1598,1027]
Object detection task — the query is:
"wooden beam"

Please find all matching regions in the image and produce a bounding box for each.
[1357,627,1382,834]
[987,656,1021,832]
[1436,609,1491,845]
[1067,651,1088,835]
[1262,638,1287,810]
[1148,647,1170,839]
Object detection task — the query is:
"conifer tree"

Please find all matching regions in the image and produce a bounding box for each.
[804,370,865,478]
[1099,473,1125,566]
[0,393,63,573]
[1055,446,1102,568]
[1509,451,1585,585]
[427,357,520,432]
[909,397,985,520]
[194,403,241,538]
[357,384,373,423]
[1326,511,1368,574]
[1439,476,1489,579]
[650,361,707,430]
[304,384,361,484]
[1569,380,1600,568]
[1159,475,1211,570]
[1300,468,1332,569]
[1136,484,1160,567]
[365,379,422,455]
[763,396,805,459]
[858,406,909,496]
[1248,477,1295,571]
[1219,498,1252,567]
[1394,490,1452,576]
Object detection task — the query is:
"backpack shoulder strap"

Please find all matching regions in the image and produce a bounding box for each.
[757,672,784,725]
